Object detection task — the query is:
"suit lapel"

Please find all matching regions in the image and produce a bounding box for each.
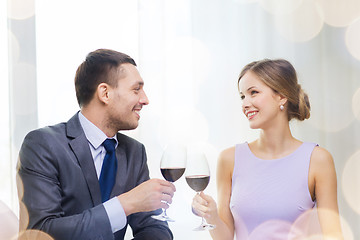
[67,113,102,205]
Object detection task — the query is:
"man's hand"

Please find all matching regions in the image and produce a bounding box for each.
[117,179,176,216]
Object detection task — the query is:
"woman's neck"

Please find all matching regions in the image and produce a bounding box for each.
[252,123,301,159]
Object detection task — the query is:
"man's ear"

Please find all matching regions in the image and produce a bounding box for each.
[96,83,111,104]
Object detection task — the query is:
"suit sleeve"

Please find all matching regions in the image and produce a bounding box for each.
[17,130,114,240]
[127,144,173,240]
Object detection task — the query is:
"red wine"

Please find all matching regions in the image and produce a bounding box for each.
[161,168,185,182]
[186,175,210,192]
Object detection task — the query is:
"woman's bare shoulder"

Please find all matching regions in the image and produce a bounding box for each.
[218,146,235,164]
[310,146,336,179]
[217,146,236,176]
[311,146,334,166]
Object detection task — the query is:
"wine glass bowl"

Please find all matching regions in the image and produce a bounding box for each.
[161,168,186,182]
[152,143,187,222]
[185,175,210,192]
[185,149,216,231]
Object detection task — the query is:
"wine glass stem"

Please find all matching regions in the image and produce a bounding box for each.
[196,192,206,225]
[201,217,206,226]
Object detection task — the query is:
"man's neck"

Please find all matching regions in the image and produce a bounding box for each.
[80,106,116,138]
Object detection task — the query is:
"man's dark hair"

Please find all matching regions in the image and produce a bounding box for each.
[74,49,137,107]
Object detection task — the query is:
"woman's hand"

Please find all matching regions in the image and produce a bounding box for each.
[191,191,219,224]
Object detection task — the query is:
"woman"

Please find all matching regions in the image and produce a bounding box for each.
[192,59,343,239]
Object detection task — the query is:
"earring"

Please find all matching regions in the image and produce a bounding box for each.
[280,105,284,111]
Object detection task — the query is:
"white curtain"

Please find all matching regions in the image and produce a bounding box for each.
[2,0,360,239]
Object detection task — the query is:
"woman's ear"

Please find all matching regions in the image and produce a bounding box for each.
[276,93,287,106]
[96,83,111,104]
[280,97,288,107]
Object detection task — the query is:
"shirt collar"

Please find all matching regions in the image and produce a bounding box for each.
[78,111,118,149]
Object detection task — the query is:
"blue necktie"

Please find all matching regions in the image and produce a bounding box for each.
[99,139,118,202]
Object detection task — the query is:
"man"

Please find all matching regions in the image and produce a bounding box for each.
[17,49,175,240]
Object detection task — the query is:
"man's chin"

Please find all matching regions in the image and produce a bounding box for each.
[119,123,139,131]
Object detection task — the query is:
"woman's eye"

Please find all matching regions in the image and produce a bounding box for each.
[240,95,245,100]
[251,90,258,95]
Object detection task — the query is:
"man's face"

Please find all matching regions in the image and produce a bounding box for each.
[106,63,149,131]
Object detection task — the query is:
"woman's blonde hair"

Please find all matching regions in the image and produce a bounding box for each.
[238,59,310,121]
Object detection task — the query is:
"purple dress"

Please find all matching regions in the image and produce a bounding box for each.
[230,142,316,239]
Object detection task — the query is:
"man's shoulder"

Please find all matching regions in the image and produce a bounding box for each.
[25,113,80,140]
[19,122,70,162]
[26,122,66,137]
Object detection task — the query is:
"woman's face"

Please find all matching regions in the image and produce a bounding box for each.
[239,71,284,130]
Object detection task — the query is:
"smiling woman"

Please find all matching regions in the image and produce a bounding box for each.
[192,59,344,240]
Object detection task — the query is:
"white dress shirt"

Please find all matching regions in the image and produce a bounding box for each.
[78,112,127,232]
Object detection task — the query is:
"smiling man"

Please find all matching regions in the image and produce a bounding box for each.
[17,49,175,240]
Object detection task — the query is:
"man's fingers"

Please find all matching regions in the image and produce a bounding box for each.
[158,179,176,192]
[161,193,173,204]
[160,201,170,209]
[160,185,175,198]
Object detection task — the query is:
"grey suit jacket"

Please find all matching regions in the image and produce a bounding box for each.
[17,113,173,240]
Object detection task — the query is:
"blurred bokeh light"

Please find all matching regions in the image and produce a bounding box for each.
[18,201,29,233]
[233,0,258,4]
[0,201,18,240]
[7,0,35,20]
[17,229,53,240]
[259,0,302,15]
[342,150,360,215]
[352,88,360,120]
[289,208,353,239]
[248,220,292,239]
[16,171,23,200]
[316,0,360,27]
[274,0,324,42]
[345,18,360,61]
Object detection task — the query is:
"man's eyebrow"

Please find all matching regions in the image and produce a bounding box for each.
[132,81,144,87]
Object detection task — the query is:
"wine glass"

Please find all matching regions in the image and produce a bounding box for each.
[152,143,187,222]
[185,149,215,231]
